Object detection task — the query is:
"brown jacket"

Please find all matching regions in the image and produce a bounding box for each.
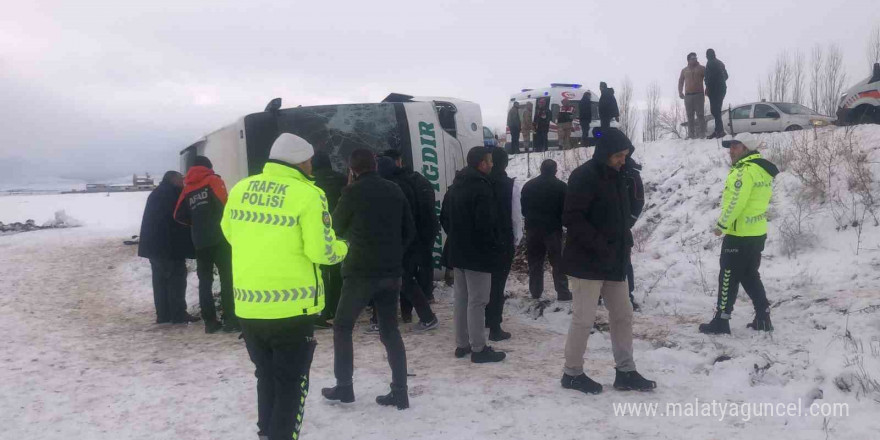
[521,108,533,131]
[679,64,706,95]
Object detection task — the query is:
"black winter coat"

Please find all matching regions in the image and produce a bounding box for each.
[313,167,347,214]
[562,148,632,281]
[623,156,645,227]
[521,173,567,233]
[440,167,503,273]
[578,96,593,124]
[599,88,620,121]
[139,182,195,260]
[332,172,415,278]
[490,169,516,261]
[534,107,552,133]
[705,58,729,95]
[384,167,440,250]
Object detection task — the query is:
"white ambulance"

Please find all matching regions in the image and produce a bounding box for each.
[505,83,601,148]
[179,94,484,273]
[837,63,880,125]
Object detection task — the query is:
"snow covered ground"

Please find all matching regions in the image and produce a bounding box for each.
[1,126,879,439]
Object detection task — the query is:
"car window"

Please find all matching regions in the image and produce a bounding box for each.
[483,127,493,139]
[731,106,752,120]
[773,103,817,115]
[754,104,776,119]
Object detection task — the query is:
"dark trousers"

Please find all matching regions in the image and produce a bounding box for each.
[534,130,549,152]
[486,250,513,328]
[509,126,521,153]
[717,235,769,318]
[526,228,570,299]
[600,117,612,129]
[399,251,436,324]
[334,276,407,391]
[709,90,727,135]
[241,317,316,440]
[416,246,435,300]
[195,240,235,324]
[580,120,591,146]
[320,264,343,320]
[149,258,188,323]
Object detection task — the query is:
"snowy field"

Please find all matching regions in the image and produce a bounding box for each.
[2,126,879,439]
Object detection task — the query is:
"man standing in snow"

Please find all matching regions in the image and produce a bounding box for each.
[507,102,522,154]
[557,99,575,150]
[578,93,593,146]
[377,151,439,331]
[221,133,349,440]
[311,151,347,328]
[485,148,522,341]
[521,102,534,152]
[322,149,415,410]
[521,159,571,302]
[174,156,237,334]
[699,134,778,334]
[138,171,198,324]
[441,147,507,363]
[533,99,552,152]
[561,128,656,394]
[678,52,707,139]
[704,48,729,139]
[598,82,620,130]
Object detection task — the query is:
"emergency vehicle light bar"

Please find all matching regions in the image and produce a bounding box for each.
[550,83,582,89]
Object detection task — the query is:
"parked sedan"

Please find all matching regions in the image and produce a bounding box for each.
[483,126,498,147]
[707,101,835,135]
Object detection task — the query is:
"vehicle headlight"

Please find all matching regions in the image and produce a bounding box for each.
[810,119,828,127]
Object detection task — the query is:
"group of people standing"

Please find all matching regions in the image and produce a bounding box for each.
[506,81,622,153]
[678,48,730,139]
[139,97,777,438]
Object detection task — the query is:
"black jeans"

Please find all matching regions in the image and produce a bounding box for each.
[320,263,343,320]
[526,229,570,299]
[509,126,521,154]
[416,245,435,300]
[534,130,549,152]
[580,120,591,146]
[399,250,436,324]
[241,316,316,440]
[195,240,235,324]
[600,117,612,129]
[486,250,513,328]
[334,276,407,391]
[717,235,769,317]
[709,89,727,134]
[149,258,188,323]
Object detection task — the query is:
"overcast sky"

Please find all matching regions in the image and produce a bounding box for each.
[2,0,878,182]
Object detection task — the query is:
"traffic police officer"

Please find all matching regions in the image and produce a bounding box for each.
[222,133,348,440]
[699,134,779,335]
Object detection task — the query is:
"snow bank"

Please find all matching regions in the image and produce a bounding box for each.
[0,191,149,232]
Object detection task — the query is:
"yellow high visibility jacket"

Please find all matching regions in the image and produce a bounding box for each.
[716,152,779,237]
[221,161,348,319]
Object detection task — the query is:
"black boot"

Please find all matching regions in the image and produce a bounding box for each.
[471,346,506,363]
[747,309,774,331]
[321,385,355,403]
[488,325,511,342]
[376,388,409,410]
[204,319,222,334]
[561,373,603,394]
[613,370,657,391]
[698,314,731,335]
[454,346,472,358]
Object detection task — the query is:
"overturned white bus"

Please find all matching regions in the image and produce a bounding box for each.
[179,94,485,273]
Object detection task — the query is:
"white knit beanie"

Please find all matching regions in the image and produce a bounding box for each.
[269,133,314,165]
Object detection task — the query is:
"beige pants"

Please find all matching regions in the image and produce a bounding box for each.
[558,122,573,150]
[563,278,635,376]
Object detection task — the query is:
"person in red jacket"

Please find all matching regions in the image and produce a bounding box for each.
[174,156,237,333]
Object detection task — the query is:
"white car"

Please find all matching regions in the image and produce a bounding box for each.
[707,101,835,135]
[837,63,880,125]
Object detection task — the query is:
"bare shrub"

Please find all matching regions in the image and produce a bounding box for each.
[777,188,816,258]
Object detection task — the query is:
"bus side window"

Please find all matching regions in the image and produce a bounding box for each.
[435,102,457,137]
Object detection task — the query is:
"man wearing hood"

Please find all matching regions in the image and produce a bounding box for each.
[560,128,656,395]
[377,152,439,332]
[312,151,348,328]
[485,148,523,341]
[699,134,779,335]
[598,82,620,130]
[441,147,507,363]
[174,156,236,333]
[139,171,197,324]
[704,48,730,139]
